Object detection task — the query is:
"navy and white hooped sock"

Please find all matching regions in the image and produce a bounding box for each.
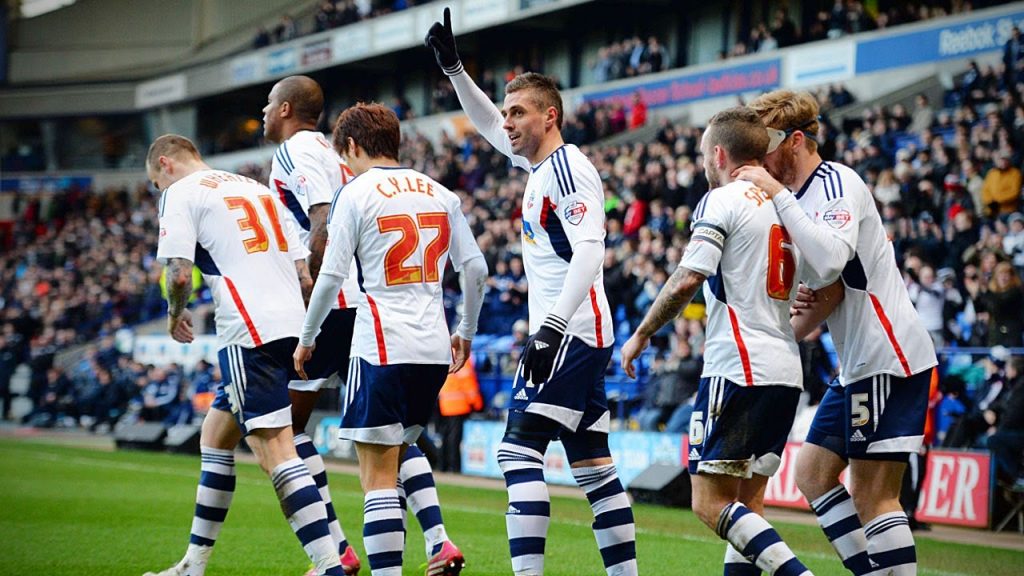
[724,544,760,575]
[295,433,350,555]
[400,444,449,558]
[363,488,406,576]
[863,511,916,576]
[271,458,344,576]
[571,464,637,576]
[718,503,811,576]
[180,446,237,575]
[497,441,550,576]
[809,485,871,574]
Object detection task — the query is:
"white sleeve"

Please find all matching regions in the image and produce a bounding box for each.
[446,201,484,271]
[679,192,729,277]
[772,189,857,286]
[547,239,604,325]
[290,146,337,207]
[300,272,344,346]
[553,152,605,247]
[456,255,487,340]
[320,190,359,279]
[157,189,198,264]
[449,71,531,171]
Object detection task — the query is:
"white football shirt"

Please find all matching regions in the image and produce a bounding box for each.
[681,179,803,388]
[320,167,483,365]
[786,161,937,384]
[157,169,308,349]
[269,130,360,309]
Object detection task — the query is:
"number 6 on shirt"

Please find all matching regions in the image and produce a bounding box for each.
[377,212,451,286]
[766,224,796,300]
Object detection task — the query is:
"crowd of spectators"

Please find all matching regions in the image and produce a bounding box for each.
[590,36,668,83]
[253,0,434,49]
[727,2,975,60]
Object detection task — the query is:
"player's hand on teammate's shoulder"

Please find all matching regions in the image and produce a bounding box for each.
[293,342,315,381]
[425,7,461,73]
[732,165,785,198]
[620,333,649,380]
[167,309,194,344]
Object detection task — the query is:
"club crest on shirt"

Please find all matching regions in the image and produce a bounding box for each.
[823,209,851,229]
[563,200,587,225]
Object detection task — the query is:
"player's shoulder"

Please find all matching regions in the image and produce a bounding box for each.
[814,161,869,201]
[277,131,336,171]
[694,180,749,218]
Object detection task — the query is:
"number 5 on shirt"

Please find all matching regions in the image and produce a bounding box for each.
[223,195,289,254]
[378,212,451,286]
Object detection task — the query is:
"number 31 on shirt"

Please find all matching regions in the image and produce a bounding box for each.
[223,195,289,254]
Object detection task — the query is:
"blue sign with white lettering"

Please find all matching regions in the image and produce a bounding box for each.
[856,9,1024,74]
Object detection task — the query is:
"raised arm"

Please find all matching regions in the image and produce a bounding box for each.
[426,7,530,170]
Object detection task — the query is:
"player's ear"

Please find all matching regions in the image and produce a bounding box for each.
[280,100,292,119]
[158,155,172,174]
[714,145,727,169]
[545,106,558,129]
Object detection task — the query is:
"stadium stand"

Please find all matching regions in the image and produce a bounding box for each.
[1,1,1023,537]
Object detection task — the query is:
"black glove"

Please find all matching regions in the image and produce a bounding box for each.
[521,315,566,384]
[425,7,462,75]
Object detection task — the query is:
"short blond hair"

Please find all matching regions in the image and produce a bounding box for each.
[747,89,819,152]
[146,134,200,172]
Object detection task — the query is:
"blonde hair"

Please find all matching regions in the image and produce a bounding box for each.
[748,89,820,152]
[146,134,200,172]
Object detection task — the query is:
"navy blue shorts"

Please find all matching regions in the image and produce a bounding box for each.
[805,370,931,461]
[687,376,801,478]
[510,335,612,434]
[212,338,299,434]
[338,357,449,446]
[289,308,356,392]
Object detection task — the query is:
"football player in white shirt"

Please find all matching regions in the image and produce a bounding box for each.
[264,76,467,575]
[144,135,347,576]
[427,9,636,576]
[262,74,361,576]
[621,108,813,576]
[736,90,938,576]
[293,103,487,576]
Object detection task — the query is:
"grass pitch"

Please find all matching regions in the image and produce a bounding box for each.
[0,437,1019,575]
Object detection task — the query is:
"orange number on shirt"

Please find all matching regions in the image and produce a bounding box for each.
[223,195,288,254]
[418,212,452,283]
[377,212,452,286]
[257,195,289,252]
[767,224,796,300]
[378,214,422,285]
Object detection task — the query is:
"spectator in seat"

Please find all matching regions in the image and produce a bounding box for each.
[980,261,1024,347]
[1004,212,1024,277]
[981,149,1022,218]
[987,357,1024,488]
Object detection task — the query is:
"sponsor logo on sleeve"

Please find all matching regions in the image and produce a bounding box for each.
[564,200,587,225]
[823,209,852,229]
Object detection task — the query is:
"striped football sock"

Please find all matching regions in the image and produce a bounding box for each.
[180,446,237,576]
[498,440,550,576]
[571,464,637,576]
[400,444,449,558]
[362,489,406,576]
[294,433,350,555]
[271,458,344,576]
[718,503,811,576]
[810,485,871,574]
[864,511,916,575]
[724,543,760,575]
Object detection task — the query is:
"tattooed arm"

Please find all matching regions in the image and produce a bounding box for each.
[165,257,195,343]
[620,266,706,378]
[306,203,330,283]
[295,259,313,308]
